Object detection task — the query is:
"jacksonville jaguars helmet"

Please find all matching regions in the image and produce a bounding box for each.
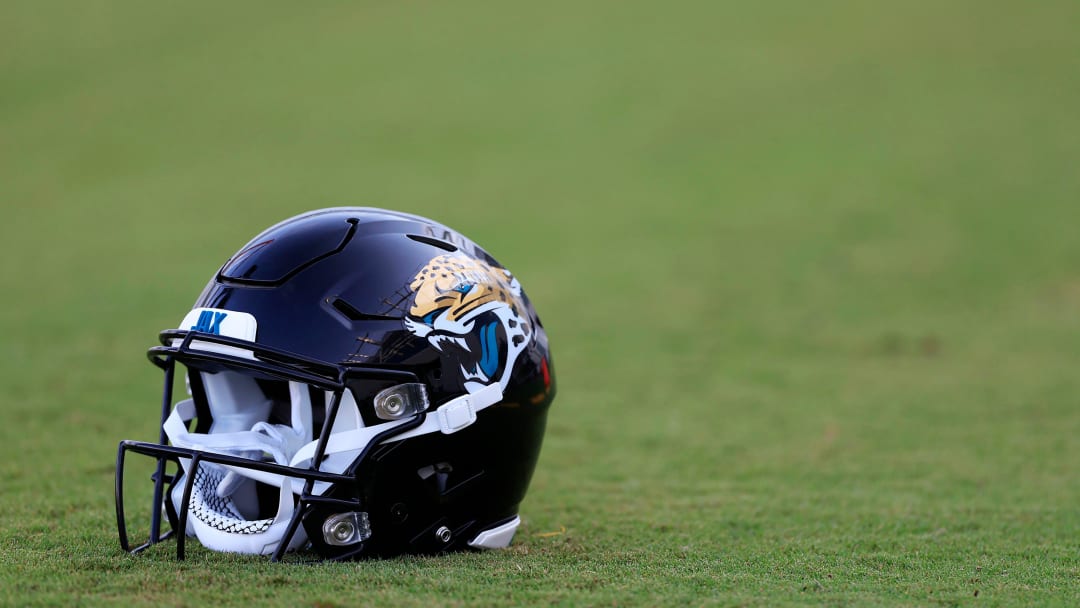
[114,207,555,561]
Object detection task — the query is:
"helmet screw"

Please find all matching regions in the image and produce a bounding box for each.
[329,520,356,543]
[322,511,371,546]
[435,526,452,543]
[383,394,404,416]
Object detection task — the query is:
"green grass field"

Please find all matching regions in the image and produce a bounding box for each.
[2,1,1079,605]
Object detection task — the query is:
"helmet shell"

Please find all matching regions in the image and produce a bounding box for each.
[197,207,556,557]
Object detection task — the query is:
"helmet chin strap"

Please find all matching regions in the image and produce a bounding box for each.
[163,399,304,468]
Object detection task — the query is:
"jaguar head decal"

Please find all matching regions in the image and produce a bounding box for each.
[403,252,532,392]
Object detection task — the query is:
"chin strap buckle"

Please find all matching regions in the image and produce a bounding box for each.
[434,383,504,434]
[436,395,478,433]
[386,383,504,441]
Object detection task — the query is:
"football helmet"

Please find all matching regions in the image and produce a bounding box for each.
[114,207,555,561]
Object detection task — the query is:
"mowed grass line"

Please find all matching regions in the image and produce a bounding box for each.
[1,0,1079,605]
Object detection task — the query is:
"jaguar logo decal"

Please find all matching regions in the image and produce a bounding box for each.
[403,253,532,392]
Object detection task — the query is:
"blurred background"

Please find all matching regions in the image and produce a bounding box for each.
[1,0,1078,602]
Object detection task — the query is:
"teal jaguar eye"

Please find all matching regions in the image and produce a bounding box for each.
[452,283,474,294]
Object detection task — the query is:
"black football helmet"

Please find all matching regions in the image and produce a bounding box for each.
[114,207,555,561]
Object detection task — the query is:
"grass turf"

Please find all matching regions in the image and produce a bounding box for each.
[1,0,1079,605]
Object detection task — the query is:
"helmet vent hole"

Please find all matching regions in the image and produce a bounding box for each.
[407,234,458,252]
[330,297,402,321]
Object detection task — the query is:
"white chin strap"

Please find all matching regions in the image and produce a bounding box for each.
[163,383,504,555]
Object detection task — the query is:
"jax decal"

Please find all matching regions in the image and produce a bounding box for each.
[403,253,532,393]
[190,310,228,334]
